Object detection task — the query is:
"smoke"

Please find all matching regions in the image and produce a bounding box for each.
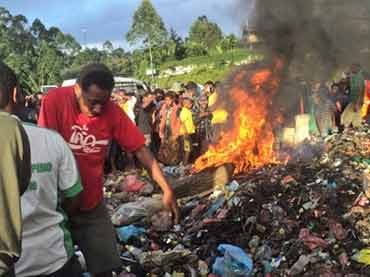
[200,0,370,164]
[253,0,370,80]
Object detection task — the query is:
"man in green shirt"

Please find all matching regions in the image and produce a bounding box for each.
[0,62,31,277]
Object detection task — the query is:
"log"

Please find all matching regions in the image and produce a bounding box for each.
[168,164,235,199]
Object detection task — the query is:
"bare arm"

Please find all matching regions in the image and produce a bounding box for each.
[134,146,180,223]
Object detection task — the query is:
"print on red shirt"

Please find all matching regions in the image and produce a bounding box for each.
[69,124,109,154]
[38,86,145,211]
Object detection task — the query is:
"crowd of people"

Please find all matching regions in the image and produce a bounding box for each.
[296,64,370,138]
[106,79,220,172]
[1,58,370,277]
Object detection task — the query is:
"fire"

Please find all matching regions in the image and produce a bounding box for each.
[211,109,229,124]
[194,62,283,174]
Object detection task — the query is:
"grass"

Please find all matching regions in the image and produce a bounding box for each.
[157,48,263,88]
[158,66,232,88]
[160,48,258,70]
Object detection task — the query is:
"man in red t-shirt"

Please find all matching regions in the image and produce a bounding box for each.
[38,64,179,277]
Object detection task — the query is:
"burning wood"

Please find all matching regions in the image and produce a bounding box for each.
[194,60,284,174]
[169,163,235,199]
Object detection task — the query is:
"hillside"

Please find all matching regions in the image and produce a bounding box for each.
[157,48,262,88]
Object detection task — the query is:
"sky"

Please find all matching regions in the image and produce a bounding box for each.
[1,0,251,50]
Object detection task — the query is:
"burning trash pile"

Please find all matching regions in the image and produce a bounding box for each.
[103,125,370,276]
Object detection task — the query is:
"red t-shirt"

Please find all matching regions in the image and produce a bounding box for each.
[38,86,145,211]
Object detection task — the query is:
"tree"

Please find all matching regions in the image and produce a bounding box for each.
[126,0,169,81]
[220,34,238,52]
[31,18,48,40]
[0,7,82,91]
[187,16,223,55]
[168,28,186,60]
[104,48,133,76]
[126,0,168,46]
[103,40,114,53]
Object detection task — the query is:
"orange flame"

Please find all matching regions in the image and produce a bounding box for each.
[194,62,283,174]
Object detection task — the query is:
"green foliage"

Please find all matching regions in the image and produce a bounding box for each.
[158,49,261,88]
[168,28,186,60]
[186,15,223,56]
[126,0,168,46]
[0,6,82,92]
[160,48,255,70]
[0,4,246,92]
[158,66,230,88]
[220,34,238,52]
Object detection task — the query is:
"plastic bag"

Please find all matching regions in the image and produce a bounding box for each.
[116,225,146,242]
[352,248,370,265]
[111,197,164,226]
[122,175,145,192]
[212,244,253,276]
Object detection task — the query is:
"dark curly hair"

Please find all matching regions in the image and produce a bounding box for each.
[0,61,18,109]
[77,63,114,92]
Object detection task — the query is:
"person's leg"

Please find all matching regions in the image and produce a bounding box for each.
[70,203,121,277]
[183,136,191,165]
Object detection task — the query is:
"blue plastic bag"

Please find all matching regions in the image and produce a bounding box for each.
[212,244,253,276]
[203,196,225,218]
[116,225,146,243]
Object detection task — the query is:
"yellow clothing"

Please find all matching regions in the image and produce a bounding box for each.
[119,102,129,113]
[208,92,218,108]
[180,107,195,135]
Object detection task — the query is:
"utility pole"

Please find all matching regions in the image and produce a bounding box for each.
[81,28,87,48]
[148,36,155,85]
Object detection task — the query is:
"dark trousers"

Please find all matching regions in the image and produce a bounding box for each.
[34,256,82,277]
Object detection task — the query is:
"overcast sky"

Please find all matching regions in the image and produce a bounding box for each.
[2,0,252,50]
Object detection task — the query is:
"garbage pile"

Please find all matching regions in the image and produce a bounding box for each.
[105,126,370,276]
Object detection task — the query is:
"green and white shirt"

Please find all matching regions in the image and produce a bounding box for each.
[15,123,82,277]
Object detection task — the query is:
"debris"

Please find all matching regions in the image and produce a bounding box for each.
[151,210,173,232]
[299,228,329,250]
[111,197,164,226]
[212,244,253,276]
[122,175,145,193]
[352,248,370,265]
[105,126,370,275]
[289,254,312,276]
[116,225,146,243]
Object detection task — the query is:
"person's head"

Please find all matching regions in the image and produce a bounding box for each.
[113,89,128,104]
[331,84,339,95]
[76,63,114,117]
[203,80,215,94]
[164,91,176,106]
[182,97,193,109]
[35,92,43,101]
[198,95,208,109]
[0,61,24,113]
[148,91,157,102]
[185,81,197,97]
[154,88,165,102]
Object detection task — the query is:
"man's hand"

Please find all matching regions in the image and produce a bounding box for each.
[162,190,180,224]
[135,146,181,224]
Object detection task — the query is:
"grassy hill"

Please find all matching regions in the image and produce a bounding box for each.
[157,48,262,88]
